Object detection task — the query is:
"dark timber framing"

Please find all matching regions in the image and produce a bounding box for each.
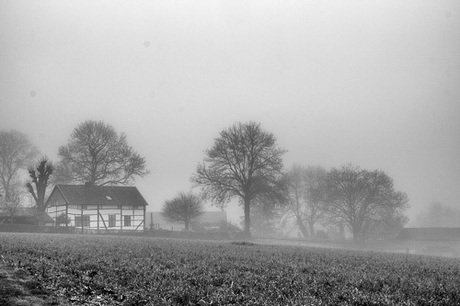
[45,184,149,233]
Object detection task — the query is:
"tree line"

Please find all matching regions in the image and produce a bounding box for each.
[187,121,408,241]
[0,121,148,225]
[1,120,408,241]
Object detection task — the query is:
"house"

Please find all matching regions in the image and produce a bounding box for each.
[0,207,54,226]
[46,183,148,232]
[146,210,227,231]
[393,227,460,257]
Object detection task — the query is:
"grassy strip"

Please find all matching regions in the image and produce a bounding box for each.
[1,232,459,305]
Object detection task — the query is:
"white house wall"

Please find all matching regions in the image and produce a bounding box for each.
[46,202,145,231]
[46,204,67,222]
[46,187,147,231]
[68,206,144,231]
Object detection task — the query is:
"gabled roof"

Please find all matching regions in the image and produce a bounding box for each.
[50,184,148,207]
[397,227,460,241]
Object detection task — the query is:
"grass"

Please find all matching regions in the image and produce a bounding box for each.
[1,232,460,305]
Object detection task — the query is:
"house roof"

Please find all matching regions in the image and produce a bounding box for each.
[397,227,460,241]
[50,184,149,207]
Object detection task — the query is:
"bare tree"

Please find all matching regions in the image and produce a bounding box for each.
[303,166,329,236]
[55,120,149,186]
[284,165,329,238]
[412,202,460,228]
[192,121,286,237]
[249,203,280,237]
[26,157,54,225]
[327,164,408,242]
[161,192,204,230]
[284,165,310,238]
[0,130,39,205]
[0,189,22,224]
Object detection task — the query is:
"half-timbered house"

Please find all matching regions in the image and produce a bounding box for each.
[46,183,148,232]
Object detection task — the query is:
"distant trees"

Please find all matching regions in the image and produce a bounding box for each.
[161,192,204,230]
[0,189,22,224]
[412,202,460,228]
[55,120,149,186]
[0,130,39,206]
[249,187,287,237]
[192,121,286,238]
[284,165,329,238]
[26,157,54,225]
[326,164,408,242]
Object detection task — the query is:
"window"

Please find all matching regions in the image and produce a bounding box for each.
[83,215,90,227]
[77,205,88,210]
[75,215,90,227]
[108,215,116,227]
[124,215,131,227]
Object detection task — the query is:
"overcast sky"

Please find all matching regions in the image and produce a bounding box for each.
[1,0,459,225]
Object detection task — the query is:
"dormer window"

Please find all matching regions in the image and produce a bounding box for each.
[105,195,112,200]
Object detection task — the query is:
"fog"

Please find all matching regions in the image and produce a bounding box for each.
[1,0,459,226]
[412,202,460,228]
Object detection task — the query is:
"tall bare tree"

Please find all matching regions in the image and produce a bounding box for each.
[327,164,408,242]
[303,166,329,236]
[192,121,286,237]
[284,165,329,238]
[0,189,22,224]
[26,157,54,225]
[284,165,310,238]
[0,130,39,205]
[161,192,204,230]
[55,120,149,186]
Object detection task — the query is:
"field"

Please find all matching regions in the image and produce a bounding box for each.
[1,233,460,305]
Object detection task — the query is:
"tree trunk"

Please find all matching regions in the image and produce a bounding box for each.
[37,198,45,226]
[352,226,360,242]
[243,197,251,238]
[184,219,189,230]
[308,221,315,238]
[296,216,309,238]
[37,209,44,226]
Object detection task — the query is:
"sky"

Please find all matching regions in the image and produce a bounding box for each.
[1,0,459,225]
